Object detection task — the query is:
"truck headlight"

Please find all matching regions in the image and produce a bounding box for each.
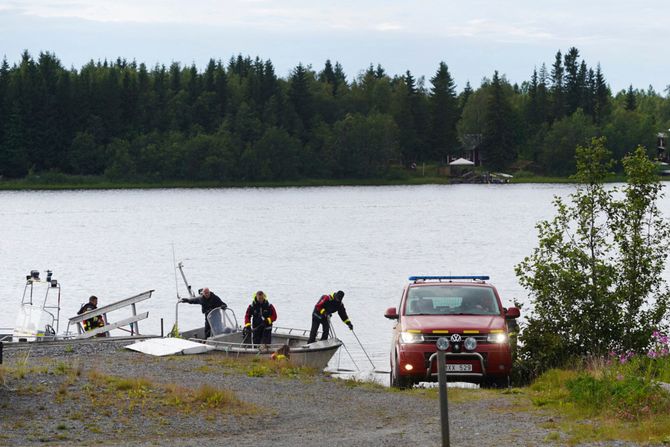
[487,333,508,343]
[400,332,424,343]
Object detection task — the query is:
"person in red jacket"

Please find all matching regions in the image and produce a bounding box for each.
[308,290,352,343]
[242,290,277,344]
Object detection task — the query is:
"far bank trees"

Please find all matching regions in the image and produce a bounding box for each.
[0,48,668,181]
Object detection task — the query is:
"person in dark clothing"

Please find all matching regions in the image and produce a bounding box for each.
[308,290,352,343]
[180,287,227,338]
[242,290,277,345]
[77,295,107,337]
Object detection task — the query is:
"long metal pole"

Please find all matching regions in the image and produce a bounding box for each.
[329,318,360,371]
[437,350,450,447]
[351,329,377,370]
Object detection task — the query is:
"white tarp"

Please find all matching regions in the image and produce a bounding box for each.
[125,337,215,356]
[449,157,475,166]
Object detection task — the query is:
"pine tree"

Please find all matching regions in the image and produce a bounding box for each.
[550,50,565,121]
[563,47,581,115]
[593,64,610,124]
[288,63,314,137]
[459,81,473,113]
[333,62,347,94]
[537,64,549,124]
[395,70,421,164]
[526,68,540,128]
[318,60,336,85]
[428,62,459,161]
[214,60,228,120]
[625,85,637,111]
[169,62,181,93]
[480,71,517,169]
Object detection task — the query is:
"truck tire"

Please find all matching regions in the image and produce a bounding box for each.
[481,375,509,389]
[390,356,412,389]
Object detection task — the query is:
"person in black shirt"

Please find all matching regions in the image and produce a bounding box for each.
[180,287,227,338]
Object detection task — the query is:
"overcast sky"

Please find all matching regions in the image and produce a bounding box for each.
[0,0,667,93]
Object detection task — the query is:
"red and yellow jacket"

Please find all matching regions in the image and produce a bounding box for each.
[313,293,351,326]
[244,296,277,329]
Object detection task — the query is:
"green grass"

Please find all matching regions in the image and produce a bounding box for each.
[2,359,260,422]
[202,355,319,379]
[516,359,670,445]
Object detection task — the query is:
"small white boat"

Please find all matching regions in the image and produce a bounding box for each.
[1,270,63,342]
[1,269,156,343]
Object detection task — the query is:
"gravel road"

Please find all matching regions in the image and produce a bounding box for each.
[0,340,649,447]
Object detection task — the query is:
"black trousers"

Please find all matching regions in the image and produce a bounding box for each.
[204,319,214,338]
[243,326,272,344]
[308,314,330,343]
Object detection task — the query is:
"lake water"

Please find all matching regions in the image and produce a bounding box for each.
[2,183,665,373]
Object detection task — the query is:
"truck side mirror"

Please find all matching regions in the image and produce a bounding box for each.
[505,307,520,319]
[384,307,399,320]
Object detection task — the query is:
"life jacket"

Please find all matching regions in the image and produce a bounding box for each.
[314,293,350,325]
[78,302,105,331]
[244,295,277,328]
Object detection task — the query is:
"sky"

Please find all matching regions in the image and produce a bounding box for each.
[0,0,667,93]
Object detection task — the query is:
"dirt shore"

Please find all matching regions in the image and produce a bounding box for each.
[0,340,645,447]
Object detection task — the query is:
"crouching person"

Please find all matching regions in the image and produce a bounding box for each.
[242,291,277,345]
[78,295,107,337]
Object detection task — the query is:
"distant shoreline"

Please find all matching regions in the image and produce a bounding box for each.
[0,175,641,191]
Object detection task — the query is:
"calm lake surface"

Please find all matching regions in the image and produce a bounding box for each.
[2,184,666,372]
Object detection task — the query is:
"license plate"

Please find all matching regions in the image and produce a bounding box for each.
[446,364,472,372]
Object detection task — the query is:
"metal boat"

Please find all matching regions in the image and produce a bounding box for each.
[170,261,342,370]
[180,323,343,371]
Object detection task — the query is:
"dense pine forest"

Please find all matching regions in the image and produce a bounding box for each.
[0,47,668,182]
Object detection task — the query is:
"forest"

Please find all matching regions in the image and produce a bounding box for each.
[0,47,668,182]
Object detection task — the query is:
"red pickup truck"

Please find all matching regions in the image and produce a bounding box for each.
[384,276,520,389]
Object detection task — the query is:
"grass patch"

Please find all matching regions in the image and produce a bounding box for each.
[84,370,259,416]
[2,360,261,424]
[203,355,319,379]
[340,376,387,391]
[193,385,244,409]
[516,362,670,445]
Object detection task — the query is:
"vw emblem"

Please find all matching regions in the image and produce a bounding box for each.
[450,334,462,343]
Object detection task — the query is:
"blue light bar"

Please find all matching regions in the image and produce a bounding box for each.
[408,275,490,282]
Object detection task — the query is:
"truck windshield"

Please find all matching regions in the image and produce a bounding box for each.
[405,286,500,316]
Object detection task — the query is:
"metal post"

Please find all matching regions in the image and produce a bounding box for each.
[0,341,3,364]
[437,350,450,447]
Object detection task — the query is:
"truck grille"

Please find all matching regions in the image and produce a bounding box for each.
[423,334,488,344]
